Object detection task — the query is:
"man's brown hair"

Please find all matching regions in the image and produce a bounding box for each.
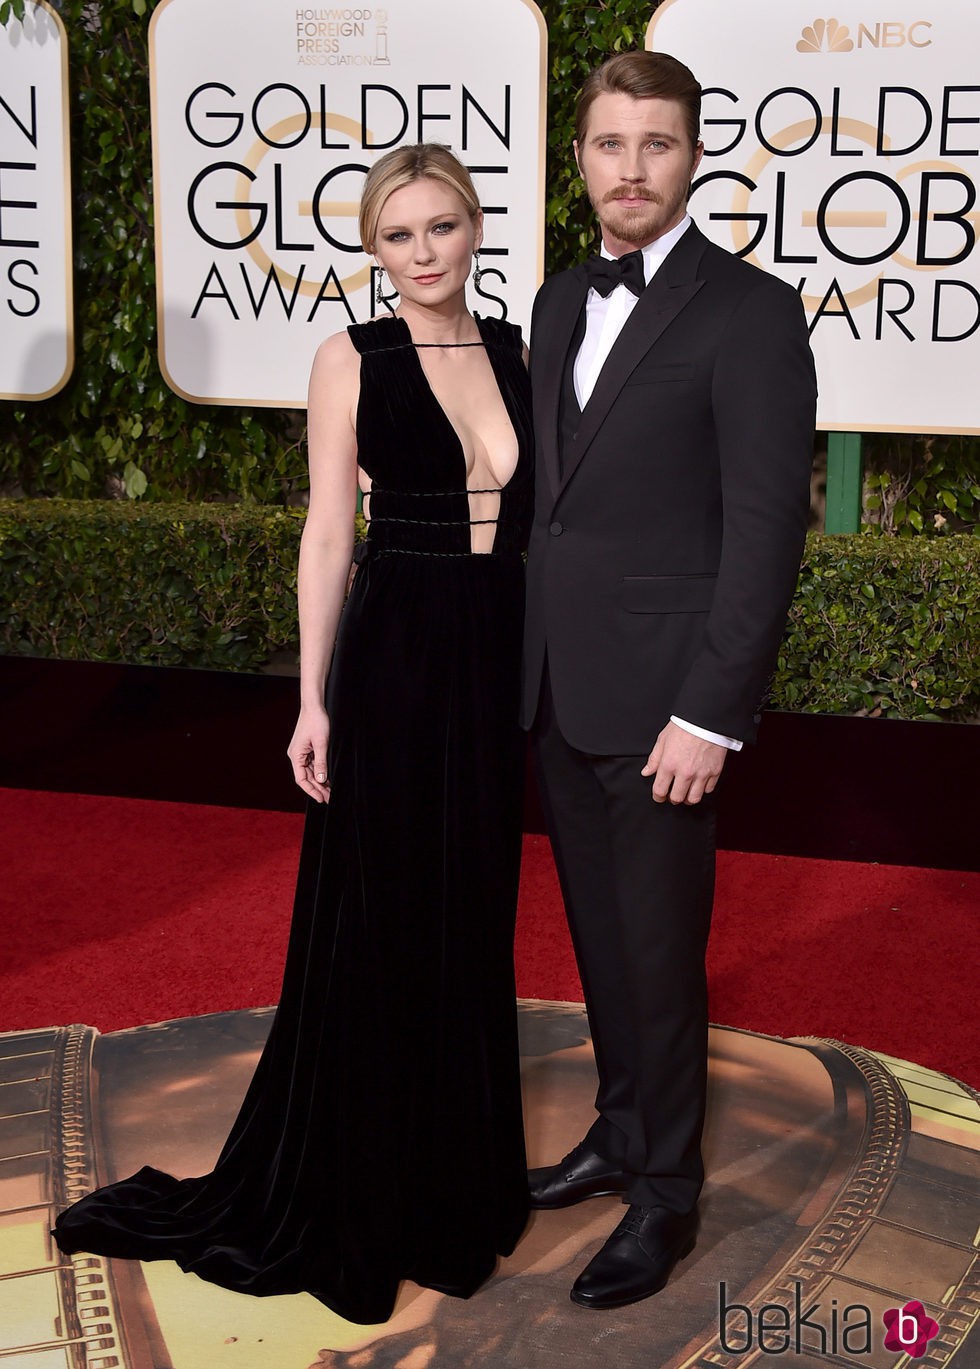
[575,51,702,153]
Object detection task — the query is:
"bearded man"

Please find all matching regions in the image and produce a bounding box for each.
[522,50,817,1309]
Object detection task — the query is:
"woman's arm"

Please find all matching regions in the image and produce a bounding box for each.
[286,332,360,803]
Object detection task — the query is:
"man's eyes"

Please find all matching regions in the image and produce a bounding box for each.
[597,139,671,151]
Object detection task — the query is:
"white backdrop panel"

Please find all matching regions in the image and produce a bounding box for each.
[0,0,73,401]
[150,0,546,407]
[648,0,979,433]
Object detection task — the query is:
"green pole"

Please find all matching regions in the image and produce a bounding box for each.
[825,432,863,534]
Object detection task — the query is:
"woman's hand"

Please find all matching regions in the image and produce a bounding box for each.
[287,705,332,803]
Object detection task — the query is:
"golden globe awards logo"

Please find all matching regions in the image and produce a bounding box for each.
[0,0,73,401]
[150,0,545,407]
[647,0,979,435]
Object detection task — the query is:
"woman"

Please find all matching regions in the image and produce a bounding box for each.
[53,144,533,1325]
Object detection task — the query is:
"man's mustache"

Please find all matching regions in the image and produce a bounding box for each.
[602,187,661,205]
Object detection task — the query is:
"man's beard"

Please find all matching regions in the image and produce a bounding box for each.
[592,185,685,244]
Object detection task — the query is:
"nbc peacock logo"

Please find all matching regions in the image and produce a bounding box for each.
[797,18,854,51]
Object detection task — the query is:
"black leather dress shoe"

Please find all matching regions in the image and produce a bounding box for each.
[570,1204,698,1309]
[528,1140,628,1208]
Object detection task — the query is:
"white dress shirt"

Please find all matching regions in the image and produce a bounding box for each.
[573,215,742,753]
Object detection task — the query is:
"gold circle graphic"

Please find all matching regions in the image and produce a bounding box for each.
[726,118,972,311]
[233,111,372,299]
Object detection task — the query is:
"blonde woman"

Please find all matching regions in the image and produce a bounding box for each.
[55,145,533,1325]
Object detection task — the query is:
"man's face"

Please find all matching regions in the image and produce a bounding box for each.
[574,91,703,255]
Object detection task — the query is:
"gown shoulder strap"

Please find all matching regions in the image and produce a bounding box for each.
[347,316,412,355]
[476,316,524,354]
[347,314,522,355]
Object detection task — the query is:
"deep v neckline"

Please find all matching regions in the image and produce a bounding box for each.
[396,315,521,494]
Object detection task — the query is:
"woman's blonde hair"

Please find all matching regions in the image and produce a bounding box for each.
[358,144,481,252]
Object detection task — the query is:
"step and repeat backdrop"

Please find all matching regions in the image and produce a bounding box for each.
[3,0,977,431]
[0,0,73,401]
[2,0,547,407]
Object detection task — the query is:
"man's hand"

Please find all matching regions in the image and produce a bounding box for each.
[641,720,727,805]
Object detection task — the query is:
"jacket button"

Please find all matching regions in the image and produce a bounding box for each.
[549,521,564,536]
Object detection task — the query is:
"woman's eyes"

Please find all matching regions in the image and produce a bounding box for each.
[382,222,458,243]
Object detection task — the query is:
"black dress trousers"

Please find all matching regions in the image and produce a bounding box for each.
[532,662,716,1213]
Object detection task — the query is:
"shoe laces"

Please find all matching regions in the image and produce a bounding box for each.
[619,1205,656,1237]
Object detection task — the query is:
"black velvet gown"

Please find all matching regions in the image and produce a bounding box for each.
[53,314,533,1325]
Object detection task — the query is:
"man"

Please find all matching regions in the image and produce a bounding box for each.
[522,51,817,1310]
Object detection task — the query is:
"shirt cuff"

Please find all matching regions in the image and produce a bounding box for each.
[670,716,743,752]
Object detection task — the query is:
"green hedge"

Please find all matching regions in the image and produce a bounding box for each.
[2,501,977,720]
[0,500,305,670]
[776,536,979,720]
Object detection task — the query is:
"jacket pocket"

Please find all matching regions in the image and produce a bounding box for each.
[621,574,717,613]
[624,363,696,385]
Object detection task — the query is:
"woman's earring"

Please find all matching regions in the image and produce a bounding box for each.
[472,250,484,288]
[375,266,386,305]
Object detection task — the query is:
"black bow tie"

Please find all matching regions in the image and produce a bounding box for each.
[583,249,646,298]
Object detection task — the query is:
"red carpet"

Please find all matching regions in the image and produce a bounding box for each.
[1,788,976,1085]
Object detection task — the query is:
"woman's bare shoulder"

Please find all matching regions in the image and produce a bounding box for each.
[312,329,360,369]
[309,332,361,404]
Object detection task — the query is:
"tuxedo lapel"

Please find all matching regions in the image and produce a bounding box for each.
[558,225,708,496]
[533,268,588,498]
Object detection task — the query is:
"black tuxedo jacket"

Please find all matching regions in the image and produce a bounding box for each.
[521,222,817,753]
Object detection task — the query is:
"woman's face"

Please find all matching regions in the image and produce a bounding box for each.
[373,177,482,309]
